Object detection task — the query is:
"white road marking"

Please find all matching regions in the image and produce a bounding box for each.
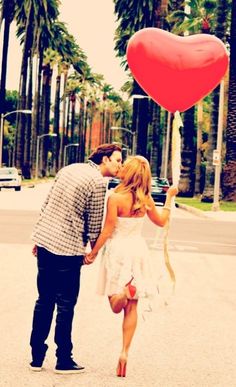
[169,239,236,248]
[147,238,236,252]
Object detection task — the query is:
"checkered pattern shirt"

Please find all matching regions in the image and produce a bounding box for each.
[32,161,107,256]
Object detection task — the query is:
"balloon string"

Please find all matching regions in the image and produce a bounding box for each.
[163,111,182,288]
[172,111,182,186]
[163,218,176,285]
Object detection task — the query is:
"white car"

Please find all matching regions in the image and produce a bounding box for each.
[0,167,22,191]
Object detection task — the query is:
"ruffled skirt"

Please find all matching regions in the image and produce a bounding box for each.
[96,234,157,300]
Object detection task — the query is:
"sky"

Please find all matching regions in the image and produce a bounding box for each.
[4,0,129,93]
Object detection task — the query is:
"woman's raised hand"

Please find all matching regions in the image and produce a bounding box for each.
[167,185,178,197]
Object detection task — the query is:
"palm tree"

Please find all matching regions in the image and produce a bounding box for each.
[30,19,72,175]
[201,0,229,201]
[150,0,171,177]
[14,4,83,175]
[100,83,114,143]
[63,66,103,163]
[169,0,216,34]
[50,24,88,169]
[2,90,18,165]
[168,0,230,199]
[85,75,107,154]
[14,0,60,174]
[114,0,160,158]
[0,0,16,117]
[40,48,59,176]
[222,0,236,201]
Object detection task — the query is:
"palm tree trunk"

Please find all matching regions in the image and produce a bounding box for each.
[161,112,172,178]
[0,0,16,116]
[132,81,149,157]
[30,51,43,177]
[78,97,85,162]
[66,96,70,140]
[15,3,34,170]
[155,0,169,29]
[23,53,33,178]
[0,16,10,115]
[41,64,53,176]
[201,0,228,201]
[88,102,96,155]
[195,100,203,194]
[179,106,196,196]
[83,101,89,159]
[150,101,162,176]
[53,69,61,172]
[201,87,220,201]
[222,0,236,201]
[136,97,149,157]
[59,69,68,169]
[70,93,76,143]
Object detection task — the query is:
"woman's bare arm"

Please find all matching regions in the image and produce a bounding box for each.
[146,186,178,227]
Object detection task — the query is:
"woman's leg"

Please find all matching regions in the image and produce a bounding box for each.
[108,293,128,314]
[108,279,137,314]
[121,299,138,355]
[116,299,138,376]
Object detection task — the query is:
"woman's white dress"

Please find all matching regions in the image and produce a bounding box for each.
[97,216,157,300]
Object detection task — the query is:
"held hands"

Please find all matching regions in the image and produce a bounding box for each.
[32,244,37,257]
[83,251,97,265]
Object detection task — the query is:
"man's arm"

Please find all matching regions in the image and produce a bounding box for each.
[85,181,107,244]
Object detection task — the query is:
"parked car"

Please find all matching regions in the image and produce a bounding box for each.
[151,177,170,205]
[108,176,170,205]
[0,167,22,191]
[108,177,121,189]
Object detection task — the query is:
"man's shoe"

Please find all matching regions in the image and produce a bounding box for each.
[55,359,85,374]
[29,360,43,372]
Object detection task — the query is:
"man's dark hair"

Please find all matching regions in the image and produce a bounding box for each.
[88,143,122,165]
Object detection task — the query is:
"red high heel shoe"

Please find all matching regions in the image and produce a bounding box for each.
[116,356,127,377]
[125,277,136,299]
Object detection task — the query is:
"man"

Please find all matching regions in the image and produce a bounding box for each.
[29,143,122,374]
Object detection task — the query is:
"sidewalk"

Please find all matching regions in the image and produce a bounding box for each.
[177,202,236,222]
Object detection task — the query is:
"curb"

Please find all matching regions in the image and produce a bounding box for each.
[22,183,35,188]
[177,202,209,218]
[22,179,53,188]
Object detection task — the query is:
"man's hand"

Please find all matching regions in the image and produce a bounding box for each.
[32,245,37,257]
[83,252,97,265]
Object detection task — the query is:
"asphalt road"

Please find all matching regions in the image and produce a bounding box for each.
[143,216,236,256]
[1,184,236,386]
[0,208,235,255]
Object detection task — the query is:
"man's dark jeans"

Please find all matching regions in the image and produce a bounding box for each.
[30,246,84,362]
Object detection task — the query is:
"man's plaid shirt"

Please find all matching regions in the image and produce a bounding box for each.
[32,161,107,256]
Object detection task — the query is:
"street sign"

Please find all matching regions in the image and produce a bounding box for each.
[213,149,220,166]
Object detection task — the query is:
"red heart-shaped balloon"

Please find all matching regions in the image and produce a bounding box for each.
[127,28,229,112]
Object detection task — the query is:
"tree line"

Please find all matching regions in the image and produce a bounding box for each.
[0,0,235,201]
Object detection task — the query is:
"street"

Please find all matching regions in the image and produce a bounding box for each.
[0,184,236,386]
[0,183,235,255]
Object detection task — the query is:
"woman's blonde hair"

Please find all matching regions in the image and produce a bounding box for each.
[115,155,152,214]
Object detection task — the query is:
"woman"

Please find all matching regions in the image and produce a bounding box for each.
[84,155,178,377]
